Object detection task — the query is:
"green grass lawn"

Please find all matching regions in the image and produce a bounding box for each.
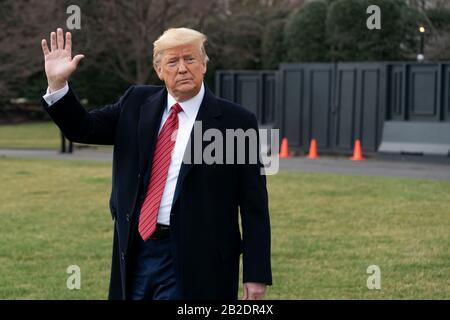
[0,122,112,151]
[0,157,449,299]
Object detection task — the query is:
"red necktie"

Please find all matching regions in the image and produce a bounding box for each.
[138,103,183,241]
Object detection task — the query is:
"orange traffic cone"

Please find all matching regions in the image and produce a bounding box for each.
[279,137,290,158]
[308,139,318,159]
[350,139,365,161]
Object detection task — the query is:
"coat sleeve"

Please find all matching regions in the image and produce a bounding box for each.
[238,112,272,285]
[40,85,134,145]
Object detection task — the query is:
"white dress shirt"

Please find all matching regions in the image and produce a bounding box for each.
[42,82,69,105]
[155,84,203,225]
[43,83,204,226]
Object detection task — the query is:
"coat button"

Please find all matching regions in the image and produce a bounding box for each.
[121,251,125,261]
[126,214,130,222]
[137,173,141,179]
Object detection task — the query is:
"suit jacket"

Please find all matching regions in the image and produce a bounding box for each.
[41,84,272,299]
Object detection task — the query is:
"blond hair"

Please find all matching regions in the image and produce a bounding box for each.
[153,27,209,67]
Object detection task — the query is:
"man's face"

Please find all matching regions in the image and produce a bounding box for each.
[155,44,207,102]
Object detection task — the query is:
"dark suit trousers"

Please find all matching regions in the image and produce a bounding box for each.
[127,230,180,300]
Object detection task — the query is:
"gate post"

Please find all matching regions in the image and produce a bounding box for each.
[60,131,73,154]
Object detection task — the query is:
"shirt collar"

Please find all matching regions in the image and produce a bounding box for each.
[166,82,205,119]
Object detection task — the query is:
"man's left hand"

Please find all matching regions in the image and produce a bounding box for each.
[242,282,266,300]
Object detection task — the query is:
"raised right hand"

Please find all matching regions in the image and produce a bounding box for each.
[41,28,84,92]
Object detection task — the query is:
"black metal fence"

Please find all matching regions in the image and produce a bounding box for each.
[215,62,450,154]
[215,70,277,126]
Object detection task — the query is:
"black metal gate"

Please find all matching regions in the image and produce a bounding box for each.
[278,63,386,153]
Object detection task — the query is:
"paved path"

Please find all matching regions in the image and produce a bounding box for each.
[279,156,450,181]
[1,148,449,181]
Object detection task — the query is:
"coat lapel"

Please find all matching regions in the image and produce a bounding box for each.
[137,87,167,184]
[172,86,222,205]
